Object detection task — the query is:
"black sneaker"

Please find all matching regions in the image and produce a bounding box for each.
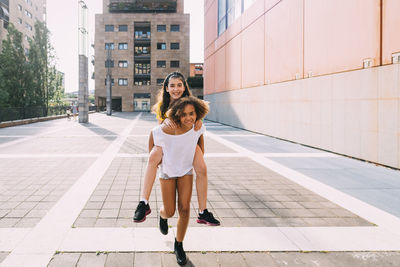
[174,239,187,266]
[159,217,168,235]
[133,201,151,222]
[196,209,220,226]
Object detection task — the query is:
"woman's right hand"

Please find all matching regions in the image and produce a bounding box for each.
[163,118,177,129]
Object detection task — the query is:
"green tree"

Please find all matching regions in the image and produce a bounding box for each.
[0,24,32,108]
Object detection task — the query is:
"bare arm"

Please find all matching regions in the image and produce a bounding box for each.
[197,134,205,154]
[148,131,154,152]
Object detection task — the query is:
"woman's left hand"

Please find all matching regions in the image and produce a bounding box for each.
[194,120,203,131]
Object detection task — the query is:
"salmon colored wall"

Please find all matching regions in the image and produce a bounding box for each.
[265,0,304,83]
[226,35,242,90]
[204,0,398,95]
[304,0,380,77]
[382,0,400,64]
[214,47,226,93]
[204,0,218,50]
[241,16,265,88]
[204,56,215,95]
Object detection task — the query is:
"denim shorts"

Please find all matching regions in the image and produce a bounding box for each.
[159,166,193,180]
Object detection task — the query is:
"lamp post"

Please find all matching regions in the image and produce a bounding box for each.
[106,48,112,116]
[78,0,89,123]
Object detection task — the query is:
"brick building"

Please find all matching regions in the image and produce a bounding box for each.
[95,0,191,112]
[0,0,46,52]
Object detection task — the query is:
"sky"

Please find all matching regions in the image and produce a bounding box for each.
[46,0,204,92]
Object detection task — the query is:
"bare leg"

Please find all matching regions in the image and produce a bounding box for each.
[193,145,208,212]
[176,175,193,242]
[159,178,177,219]
[141,146,163,201]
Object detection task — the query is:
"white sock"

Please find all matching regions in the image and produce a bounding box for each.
[199,210,204,214]
[140,198,148,205]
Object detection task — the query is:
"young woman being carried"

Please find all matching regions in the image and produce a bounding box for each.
[133,72,219,226]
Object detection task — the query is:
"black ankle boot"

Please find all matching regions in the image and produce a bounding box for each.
[174,239,187,266]
[159,217,168,235]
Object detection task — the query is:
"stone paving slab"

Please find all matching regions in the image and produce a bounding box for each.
[0,158,95,227]
[0,136,115,154]
[74,154,372,228]
[47,251,400,267]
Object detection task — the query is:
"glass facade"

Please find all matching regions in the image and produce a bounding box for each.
[218,0,256,35]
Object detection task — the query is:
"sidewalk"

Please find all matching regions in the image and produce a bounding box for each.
[0,112,400,266]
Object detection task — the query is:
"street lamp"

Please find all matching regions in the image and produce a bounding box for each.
[78,0,89,123]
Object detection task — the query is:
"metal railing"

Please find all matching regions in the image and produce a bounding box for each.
[0,105,97,123]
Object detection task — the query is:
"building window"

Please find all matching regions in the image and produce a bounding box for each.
[170,61,180,68]
[157,24,166,32]
[104,78,114,85]
[157,61,166,68]
[24,10,32,18]
[170,42,180,50]
[134,30,150,39]
[171,24,180,32]
[156,78,164,85]
[218,0,227,35]
[25,22,32,31]
[118,60,128,68]
[119,25,128,32]
[118,43,128,50]
[105,43,114,50]
[18,18,22,24]
[218,0,254,36]
[157,43,166,50]
[135,63,151,74]
[135,46,150,55]
[195,64,203,71]
[134,79,150,86]
[105,60,114,68]
[105,24,114,32]
[18,4,22,11]
[118,78,128,86]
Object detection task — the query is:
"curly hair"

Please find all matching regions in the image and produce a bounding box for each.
[166,96,209,126]
[152,72,192,120]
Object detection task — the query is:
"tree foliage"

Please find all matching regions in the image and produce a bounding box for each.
[0,21,64,114]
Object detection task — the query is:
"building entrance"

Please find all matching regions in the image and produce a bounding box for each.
[134,93,151,111]
[112,97,122,112]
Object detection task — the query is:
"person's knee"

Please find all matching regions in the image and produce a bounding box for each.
[148,147,162,166]
[194,163,207,177]
[163,207,175,218]
[178,206,190,219]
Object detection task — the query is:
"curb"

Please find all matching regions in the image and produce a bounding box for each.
[0,111,97,128]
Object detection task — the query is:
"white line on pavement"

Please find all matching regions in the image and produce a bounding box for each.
[0,153,337,159]
[54,227,400,252]
[0,154,101,158]
[2,226,400,252]
[0,114,142,267]
[206,131,400,237]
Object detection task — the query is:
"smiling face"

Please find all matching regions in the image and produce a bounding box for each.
[166,77,185,101]
[179,104,197,129]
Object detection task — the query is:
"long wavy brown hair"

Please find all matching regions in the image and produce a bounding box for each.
[152,72,192,120]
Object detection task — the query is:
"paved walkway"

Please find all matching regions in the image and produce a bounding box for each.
[0,112,400,266]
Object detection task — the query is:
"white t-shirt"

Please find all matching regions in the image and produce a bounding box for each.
[152,124,205,178]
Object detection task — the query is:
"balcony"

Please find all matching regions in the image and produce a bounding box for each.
[109,0,177,13]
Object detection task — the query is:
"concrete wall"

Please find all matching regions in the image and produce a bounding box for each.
[205,64,400,168]
[204,0,400,168]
